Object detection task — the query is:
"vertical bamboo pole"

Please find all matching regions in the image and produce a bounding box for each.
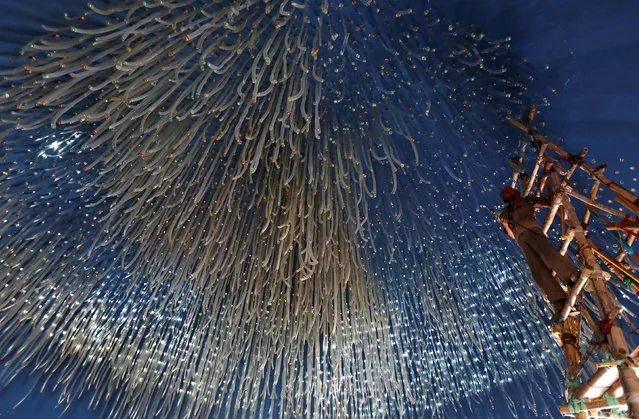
[560,229,575,256]
[559,268,592,323]
[527,104,538,123]
[538,161,554,197]
[582,179,602,231]
[542,155,584,236]
[619,363,639,419]
[616,234,636,263]
[542,189,564,235]
[561,192,628,356]
[511,143,528,188]
[524,143,549,197]
[562,313,583,402]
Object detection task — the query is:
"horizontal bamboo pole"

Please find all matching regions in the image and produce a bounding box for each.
[578,348,639,400]
[575,368,615,400]
[607,222,639,231]
[559,396,627,415]
[597,413,627,418]
[595,361,623,369]
[587,409,628,418]
[616,195,639,216]
[567,190,628,219]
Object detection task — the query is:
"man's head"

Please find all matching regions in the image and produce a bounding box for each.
[500,186,521,204]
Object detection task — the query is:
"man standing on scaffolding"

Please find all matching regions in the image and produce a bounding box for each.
[499,185,581,319]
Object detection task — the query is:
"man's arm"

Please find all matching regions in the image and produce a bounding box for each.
[500,218,516,240]
[527,195,552,209]
[498,208,517,240]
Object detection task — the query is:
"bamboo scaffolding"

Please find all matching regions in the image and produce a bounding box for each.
[509,118,639,215]
[507,110,639,419]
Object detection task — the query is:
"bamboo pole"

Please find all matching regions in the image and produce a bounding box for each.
[503,131,583,398]
[577,349,639,401]
[541,151,585,235]
[619,362,639,419]
[561,229,576,256]
[615,233,637,264]
[561,314,584,408]
[524,143,549,197]
[542,188,564,235]
[608,382,625,398]
[559,396,627,415]
[590,246,639,284]
[538,160,554,196]
[559,268,592,323]
[583,179,603,229]
[588,412,629,418]
[596,362,623,369]
[567,191,628,219]
[575,368,613,400]
[615,195,639,216]
[607,222,639,231]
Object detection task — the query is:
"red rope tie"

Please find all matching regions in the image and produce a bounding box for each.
[618,214,638,239]
[597,317,614,336]
[560,153,582,166]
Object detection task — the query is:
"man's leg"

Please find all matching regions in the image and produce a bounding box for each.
[518,239,569,304]
[525,231,578,281]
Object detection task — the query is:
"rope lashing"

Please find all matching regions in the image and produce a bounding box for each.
[622,242,635,255]
[620,273,639,297]
[568,398,589,414]
[598,317,615,337]
[560,153,584,167]
[566,377,583,388]
[603,392,621,407]
[618,214,638,242]
[623,275,634,288]
[590,209,636,254]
